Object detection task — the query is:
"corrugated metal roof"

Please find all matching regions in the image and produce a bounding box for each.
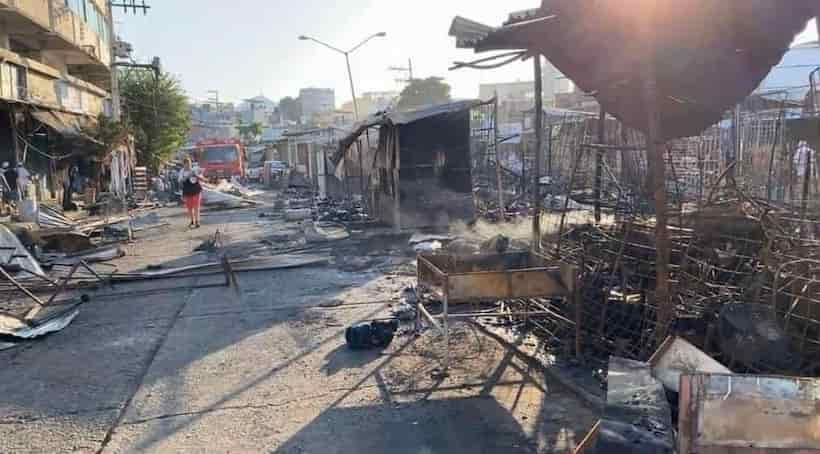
[335,99,491,165]
[450,0,817,139]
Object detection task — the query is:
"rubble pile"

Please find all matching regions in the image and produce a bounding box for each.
[515,195,820,380]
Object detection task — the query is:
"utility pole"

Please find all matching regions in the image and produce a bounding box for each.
[299,32,386,202]
[107,0,150,120]
[106,2,120,121]
[388,59,414,86]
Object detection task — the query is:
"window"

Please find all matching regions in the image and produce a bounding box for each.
[66,0,108,43]
[201,146,239,163]
[65,0,83,16]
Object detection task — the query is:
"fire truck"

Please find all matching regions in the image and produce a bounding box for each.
[193,139,246,182]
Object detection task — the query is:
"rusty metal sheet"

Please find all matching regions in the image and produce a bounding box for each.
[699,399,820,449]
[509,269,567,298]
[446,269,568,303]
[680,374,820,452]
[447,272,510,303]
[418,251,575,303]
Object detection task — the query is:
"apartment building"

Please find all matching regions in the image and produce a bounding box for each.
[0,0,120,201]
[0,0,113,166]
[299,88,335,122]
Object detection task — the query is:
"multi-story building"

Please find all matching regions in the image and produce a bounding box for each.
[313,110,355,128]
[188,102,239,143]
[0,0,115,194]
[299,87,335,121]
[341,91,399,118]
[239,95,277,125]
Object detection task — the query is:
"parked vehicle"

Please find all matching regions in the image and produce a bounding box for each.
[246,167,262,182]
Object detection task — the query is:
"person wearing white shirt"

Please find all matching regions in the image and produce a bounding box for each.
[16,163,30,199]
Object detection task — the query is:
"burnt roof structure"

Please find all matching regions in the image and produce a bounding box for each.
[450,0,817,139]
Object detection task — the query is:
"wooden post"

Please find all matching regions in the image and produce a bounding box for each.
[493,95,504,218]
[393,129,402,232]
[9,110,20,163]
[594,107,606,224]
[641,0,672,344]
[802,140,812,217]
[532,55,544,252]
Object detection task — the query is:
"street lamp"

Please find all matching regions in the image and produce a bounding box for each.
[298,32,387,121]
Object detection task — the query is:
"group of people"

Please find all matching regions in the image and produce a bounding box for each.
[0,161,31,216]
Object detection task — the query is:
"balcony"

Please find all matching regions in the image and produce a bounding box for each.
[0,47,108,117]
[0,0,111,88]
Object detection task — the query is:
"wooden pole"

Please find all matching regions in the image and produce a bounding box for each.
[493,95,504,218]
[393,129,402,232]
[533,55,544,252]
[594,107,606,224]
[641,0,672,344]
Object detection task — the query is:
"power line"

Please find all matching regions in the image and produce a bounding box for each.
[110,0,150,14]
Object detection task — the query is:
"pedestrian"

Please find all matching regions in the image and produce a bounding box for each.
[63,165,80,211]
[2,162,19,212]
[16,162,30,200]
[178,157,203,228]
[0,165,9,216]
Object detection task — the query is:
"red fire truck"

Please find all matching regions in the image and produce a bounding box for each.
[193,139,246,182]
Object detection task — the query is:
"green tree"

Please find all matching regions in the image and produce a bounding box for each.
[277,96,302,123]
[82,114,130,191]
[397,77,452,111]
[238,121,264,144]
[119,69,190,171]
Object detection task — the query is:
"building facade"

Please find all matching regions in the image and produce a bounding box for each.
[0,0,112,118]
[299,87,335,121]
[0,0,115,199]
[240,95,277,125]
[188,102,239,143]
[340,91,399,117]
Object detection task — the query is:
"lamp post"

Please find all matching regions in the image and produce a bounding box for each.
[298,32,386,121]
[299,32,386,203]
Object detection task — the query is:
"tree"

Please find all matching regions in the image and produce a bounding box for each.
[119,69,190,171]
[238,121,264,144]
[278,96,302,124]
[82,114,130,192]
[397,77,452,111]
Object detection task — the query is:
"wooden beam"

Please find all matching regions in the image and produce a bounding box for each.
[493,95,504,217]
[594,107,606,224]
[532,54,544,252]
[641,0,673,344]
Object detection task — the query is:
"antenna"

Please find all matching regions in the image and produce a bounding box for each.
[110,0,151,15]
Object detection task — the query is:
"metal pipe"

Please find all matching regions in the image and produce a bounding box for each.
[594,107,606,224]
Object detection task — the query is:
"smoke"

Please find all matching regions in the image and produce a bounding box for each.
[448,210,616,246]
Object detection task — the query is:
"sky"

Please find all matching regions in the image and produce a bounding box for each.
[116,2,819,107]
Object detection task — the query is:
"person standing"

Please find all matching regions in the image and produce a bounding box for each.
[0,163,10,216]
[63,165,80,211]
[2,162,19,210]
[178,157,203,228]
[16,162,30,200]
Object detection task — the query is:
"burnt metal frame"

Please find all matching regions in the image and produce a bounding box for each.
[415,251,579,369]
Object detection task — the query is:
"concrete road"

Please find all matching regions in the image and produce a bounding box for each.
[0,204,597,453]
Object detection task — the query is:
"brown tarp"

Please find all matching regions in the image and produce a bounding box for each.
[451,0,817,139]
